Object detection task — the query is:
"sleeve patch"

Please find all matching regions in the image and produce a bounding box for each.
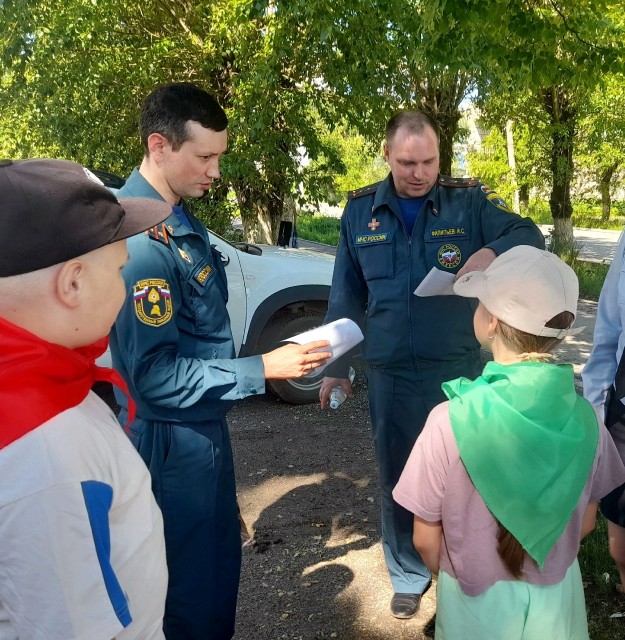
[132,278,173,326]
[486,191,513,213]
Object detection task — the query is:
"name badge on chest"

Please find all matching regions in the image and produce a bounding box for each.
[355,232,392,245]
[191,259,214,287]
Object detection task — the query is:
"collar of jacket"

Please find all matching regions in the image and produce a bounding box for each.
[372,173,440,217]
[122,167,167,200]
[123,169,202,237]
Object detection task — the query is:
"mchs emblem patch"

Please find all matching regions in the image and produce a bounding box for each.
[133,279,173,326]
[437,244,462,269]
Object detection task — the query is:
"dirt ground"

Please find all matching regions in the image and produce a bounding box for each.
[231,362,436,640]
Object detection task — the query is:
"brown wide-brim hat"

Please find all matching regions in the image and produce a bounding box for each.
[0,158,172,277]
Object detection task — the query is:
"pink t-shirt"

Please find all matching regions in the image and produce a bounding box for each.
[393,401,625,596]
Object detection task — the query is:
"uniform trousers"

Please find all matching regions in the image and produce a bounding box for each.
[366,353,482,594]
[120,410,241,640]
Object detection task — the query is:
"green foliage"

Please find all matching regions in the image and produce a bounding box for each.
[296,215,341,246]
[526,199,553,225]
[576,73,625,218]
[0,0,426,241]
[465,128,517,203]
[547,234,582,266]
[570,200,625,230]
[528,197,625,230]
[188,192,239,238]
[545,230,609,299]
[308,122,388,205]
[573,260,610,300]
[1,0,624,245]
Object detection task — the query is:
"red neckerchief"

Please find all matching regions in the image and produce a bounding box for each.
[0,317,135,448]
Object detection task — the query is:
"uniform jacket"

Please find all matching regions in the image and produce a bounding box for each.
[110,169,265,423]
[582,230,625,412]
[324,174,545,373]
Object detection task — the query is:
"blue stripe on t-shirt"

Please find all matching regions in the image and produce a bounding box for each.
[81,481,132,628]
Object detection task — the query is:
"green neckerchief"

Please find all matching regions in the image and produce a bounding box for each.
[443,360,598,569]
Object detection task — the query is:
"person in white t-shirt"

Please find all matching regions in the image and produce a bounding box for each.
[0,159,171,639]
[394,246,625,640]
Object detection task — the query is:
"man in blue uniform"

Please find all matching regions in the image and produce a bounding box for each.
[110,83,330,640]
[583,231,625,595]
[319,110,545,619]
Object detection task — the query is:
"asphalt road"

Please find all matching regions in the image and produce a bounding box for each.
[537,225,620,263]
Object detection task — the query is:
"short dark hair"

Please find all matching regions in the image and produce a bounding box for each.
[140,83,228,153]
[385,110,440,146]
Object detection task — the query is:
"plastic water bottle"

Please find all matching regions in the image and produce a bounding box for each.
[329,386,347,410]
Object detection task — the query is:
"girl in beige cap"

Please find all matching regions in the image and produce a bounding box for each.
[394,245,625,639]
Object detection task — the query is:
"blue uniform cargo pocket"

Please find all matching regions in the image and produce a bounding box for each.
[425,236,470,273]
[354,232,395,280]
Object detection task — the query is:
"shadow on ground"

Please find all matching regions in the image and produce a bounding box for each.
[232,367,435,639]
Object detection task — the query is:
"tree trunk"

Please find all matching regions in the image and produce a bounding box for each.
[426,108,461,176]
[505,119,520,212]
[519,184,530,211]
[437,120,457,176]
[542,87,576,248]
[417,72,469,176]
[234,182,285,244]
[600,163,618,221]
[553,217,574,246]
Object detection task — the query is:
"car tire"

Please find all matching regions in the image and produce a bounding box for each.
[262,309,327,404]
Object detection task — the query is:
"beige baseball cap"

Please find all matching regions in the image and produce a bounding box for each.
[453,245,584,339]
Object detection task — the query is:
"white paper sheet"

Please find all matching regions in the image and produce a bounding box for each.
[286,317,364,376]
[414,267,456,297]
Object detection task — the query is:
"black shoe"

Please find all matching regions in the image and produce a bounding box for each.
[390,592,422,619]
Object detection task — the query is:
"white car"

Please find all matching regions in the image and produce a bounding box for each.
[94,170,337,403]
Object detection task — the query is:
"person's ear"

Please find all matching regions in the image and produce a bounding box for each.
[487,315,499,339]
[147,132,170,162]
[383,142,390,163]
[54,259,84,308]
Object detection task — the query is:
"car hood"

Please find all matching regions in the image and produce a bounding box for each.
[252,244,335,265]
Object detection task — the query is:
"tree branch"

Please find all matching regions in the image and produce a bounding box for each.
[548,0,600,49]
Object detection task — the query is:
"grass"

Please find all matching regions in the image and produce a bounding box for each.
[527,199,625,231]
[574,261,611,301]
[580,515,625,639]
[296,215,341,246]
[543,235,610,301]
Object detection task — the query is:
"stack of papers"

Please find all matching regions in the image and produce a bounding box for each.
[414,267,456,296]
[286,318,364,376]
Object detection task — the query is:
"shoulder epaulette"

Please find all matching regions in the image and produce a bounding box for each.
[347,181,383,200]
[146,223,170,245]
[437,175,479,188]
